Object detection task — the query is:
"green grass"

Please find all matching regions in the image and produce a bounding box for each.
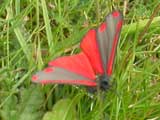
[0,0,160,120]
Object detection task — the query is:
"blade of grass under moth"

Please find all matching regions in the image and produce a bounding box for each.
[41,0,54,54]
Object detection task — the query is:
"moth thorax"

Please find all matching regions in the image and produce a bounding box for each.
[87,75,110,93]
[99,74,110,90]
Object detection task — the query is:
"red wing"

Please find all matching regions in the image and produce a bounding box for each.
[32,52,96,86]
[80,29,104,74]
[49,52,95,80]
[96,10,123,76]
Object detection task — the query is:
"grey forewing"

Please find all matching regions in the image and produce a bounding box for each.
[96,11,122,72]
[106,13,123,65]
[35,67,94,82]
[96,27,109,71]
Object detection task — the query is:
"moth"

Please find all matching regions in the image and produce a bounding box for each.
[32,10,123,91]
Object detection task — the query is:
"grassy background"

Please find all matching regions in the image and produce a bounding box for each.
[0,0,160,120]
